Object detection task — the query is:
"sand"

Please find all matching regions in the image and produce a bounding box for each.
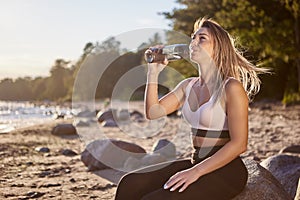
[0,101,299,199]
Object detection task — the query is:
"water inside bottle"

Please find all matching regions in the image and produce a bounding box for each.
[145,44,189,63]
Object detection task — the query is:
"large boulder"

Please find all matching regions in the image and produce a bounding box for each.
[97,109,145,126]
[260,154,300,199]
[81,139,147,171]
[123,153,168,172]
[295,179,300,200]
[279,145,300,154]
[152,139,176,159]
[233,159,292,200]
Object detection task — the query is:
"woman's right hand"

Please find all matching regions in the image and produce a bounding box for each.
[146,46,169,75]
[147,61,168,75]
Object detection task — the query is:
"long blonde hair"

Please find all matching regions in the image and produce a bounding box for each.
[193,17,268,100]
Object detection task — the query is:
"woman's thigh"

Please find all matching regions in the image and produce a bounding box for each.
[141,157,248,200]
[114,159,192,200]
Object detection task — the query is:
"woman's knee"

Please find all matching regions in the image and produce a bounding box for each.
[118,172,139,187]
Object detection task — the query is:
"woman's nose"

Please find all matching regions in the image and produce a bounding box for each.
[189,43,194,51]
[190,39,198,49]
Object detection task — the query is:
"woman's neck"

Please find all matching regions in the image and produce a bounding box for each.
[198,64,223,95]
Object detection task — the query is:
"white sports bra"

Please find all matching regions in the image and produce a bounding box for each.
[182,77,230,131]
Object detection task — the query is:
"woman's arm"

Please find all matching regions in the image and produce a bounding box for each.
[145,62,188,120]
[164,79,248,192]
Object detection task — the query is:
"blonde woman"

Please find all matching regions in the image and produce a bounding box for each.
[115,17,266,200]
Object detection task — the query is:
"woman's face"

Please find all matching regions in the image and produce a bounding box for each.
[189,27,214,64]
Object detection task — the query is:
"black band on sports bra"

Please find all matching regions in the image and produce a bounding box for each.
[191,128,230,139]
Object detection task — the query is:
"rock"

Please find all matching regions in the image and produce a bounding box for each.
[152,139,176,159]
[73,119,90,127]
[40,183,62,188]
[76,110,96,118]
[130,110,144,122]
[69,178,76,183]
[26,191,45,198]
[123,157,142,171]
[60,149,78,156]
[102,119,118,127]
[141,153,167,166]
[53,113,65,119]
[97,109,119,127]
[279,145,300,154]
[51,124,77,136]
[81,139,147,171]
[96,109,144,126]
[97,109,117,123]
[295,179,300,200]
[118,109,130,121]
[122,154,168,172]
[35,147,50,153]
[260,154,300,199]
[26,161,33,166]
[233,159,292,200]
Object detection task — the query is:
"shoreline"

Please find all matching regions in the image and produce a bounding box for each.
[0,102,299,199]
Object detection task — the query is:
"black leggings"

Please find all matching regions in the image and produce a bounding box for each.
[115,147,248,200]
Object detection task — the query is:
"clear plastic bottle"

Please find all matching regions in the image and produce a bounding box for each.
[144,44,189,63]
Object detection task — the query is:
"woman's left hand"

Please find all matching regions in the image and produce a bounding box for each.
[163,167,201,193]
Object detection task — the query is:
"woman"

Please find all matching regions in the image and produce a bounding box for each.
[115,17,266,200]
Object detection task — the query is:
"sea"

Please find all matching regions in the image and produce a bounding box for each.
[0,101,75,133]
[0,100,137,133]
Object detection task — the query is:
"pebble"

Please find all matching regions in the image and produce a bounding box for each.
[26,191,45,198]
[35,147,50,153]
[60,149,78,156]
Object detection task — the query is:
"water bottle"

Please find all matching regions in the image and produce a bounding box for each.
[144,44,189,63]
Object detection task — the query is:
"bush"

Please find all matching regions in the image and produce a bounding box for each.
[282,92,300,106]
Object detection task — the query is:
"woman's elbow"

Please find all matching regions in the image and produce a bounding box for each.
[145,105,165,120]
[229,140,247,155]
[237,142,247,154]
[145,113,155,120]
[240,145,247,154]
[145,113,163,120]
[145,110,160,120]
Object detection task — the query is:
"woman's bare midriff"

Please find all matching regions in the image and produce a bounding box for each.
[192,136,230,147]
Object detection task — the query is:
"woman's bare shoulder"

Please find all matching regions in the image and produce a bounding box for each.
[224,78,244,91]
[177,77,197,90]
[224,78,248,101]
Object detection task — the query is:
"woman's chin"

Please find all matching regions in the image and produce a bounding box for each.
[190,55,200,64]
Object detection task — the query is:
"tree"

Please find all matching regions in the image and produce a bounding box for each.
[45,59,72,100]
[94,36,121,54]
[282,0,300,91]
[31,76,47,100]
[0,78,14,100]
[161,0,299,101]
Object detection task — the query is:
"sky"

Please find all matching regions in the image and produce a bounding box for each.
[0,0,183,79]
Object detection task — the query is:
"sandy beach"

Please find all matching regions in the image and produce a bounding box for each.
[0,101,299,200]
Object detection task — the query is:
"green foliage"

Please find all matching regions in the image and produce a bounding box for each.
[282,91,300,105]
